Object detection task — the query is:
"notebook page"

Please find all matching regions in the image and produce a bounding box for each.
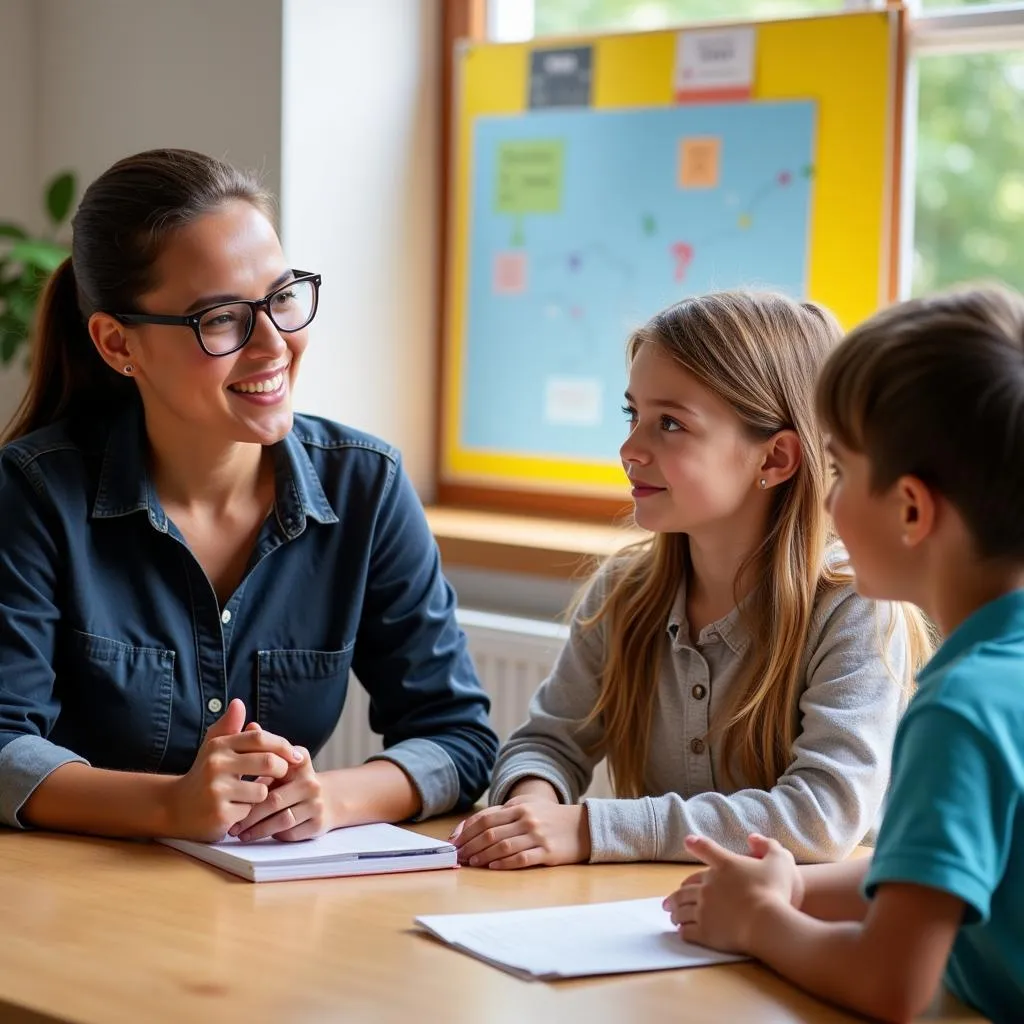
[416,897,746,979]
[173,823,452,865]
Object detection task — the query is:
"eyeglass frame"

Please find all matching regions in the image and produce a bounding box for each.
[109,270,322,357]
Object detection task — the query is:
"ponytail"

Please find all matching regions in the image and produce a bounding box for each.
[1,258,132,444]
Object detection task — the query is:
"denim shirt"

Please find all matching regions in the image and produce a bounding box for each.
[0,402,497,828]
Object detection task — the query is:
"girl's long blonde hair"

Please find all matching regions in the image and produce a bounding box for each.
[581,292,932,797]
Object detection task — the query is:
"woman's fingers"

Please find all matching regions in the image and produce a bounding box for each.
[236,804,303,843]
[220,750,293,780]
[224,778,272,806]
[222,729,304,763]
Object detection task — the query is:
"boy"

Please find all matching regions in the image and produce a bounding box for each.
[663,285,1024,1024]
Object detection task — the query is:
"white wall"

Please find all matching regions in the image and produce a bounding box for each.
[0,0,36,422]
[35,0,283,198]
[281,0,440,495]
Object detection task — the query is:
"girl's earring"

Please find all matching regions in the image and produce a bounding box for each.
[123,364,134,375]
[759,478,767,489]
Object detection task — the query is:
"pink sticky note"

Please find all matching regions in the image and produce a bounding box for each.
[493,251,528,295]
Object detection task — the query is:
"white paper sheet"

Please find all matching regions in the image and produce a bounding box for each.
[415,896,747,980]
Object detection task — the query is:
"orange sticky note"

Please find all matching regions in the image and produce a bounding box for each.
[679,137,721,189]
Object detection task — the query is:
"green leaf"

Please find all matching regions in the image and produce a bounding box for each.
[7,240,68,273]
[0,223,28,242]
[8,289,34,324]
[1,332,21,366]
[46,172,76,226]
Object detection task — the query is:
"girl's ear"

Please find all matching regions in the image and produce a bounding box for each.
[759,429,802,488]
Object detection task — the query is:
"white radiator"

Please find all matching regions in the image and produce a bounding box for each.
[315,608,613,798]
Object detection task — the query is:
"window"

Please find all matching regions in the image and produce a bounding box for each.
[533,0,844,34]
[490,1,1024,296]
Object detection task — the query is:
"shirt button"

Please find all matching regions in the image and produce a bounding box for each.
[221,609,232,624]
[692,684,707,700]
[208,697,223,714]
[690,738,706,755]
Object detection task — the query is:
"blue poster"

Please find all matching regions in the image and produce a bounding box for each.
[462,101,816,461]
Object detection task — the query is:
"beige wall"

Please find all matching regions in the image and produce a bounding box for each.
[35,0,283,197]
[0,0,284,427]
[281,0,440,495]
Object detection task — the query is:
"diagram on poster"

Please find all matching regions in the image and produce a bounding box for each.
[462,100,816,461]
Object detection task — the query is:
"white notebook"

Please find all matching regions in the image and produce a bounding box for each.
[415,897,746,980]
[158,823,457,882]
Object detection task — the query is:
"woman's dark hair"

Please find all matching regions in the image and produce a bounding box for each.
[817,283,1024,561]
[2,148,274,443]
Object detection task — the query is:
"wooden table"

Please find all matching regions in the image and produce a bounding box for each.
[0,818,986,1024]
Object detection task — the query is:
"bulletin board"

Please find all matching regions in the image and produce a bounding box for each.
[440,9,905,512]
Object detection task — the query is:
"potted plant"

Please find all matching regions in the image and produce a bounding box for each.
[0,171,76,367]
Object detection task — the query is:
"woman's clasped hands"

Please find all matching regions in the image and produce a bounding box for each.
[163,698,332,843]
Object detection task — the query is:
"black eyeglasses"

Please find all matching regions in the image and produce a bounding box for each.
[111,270,322,357]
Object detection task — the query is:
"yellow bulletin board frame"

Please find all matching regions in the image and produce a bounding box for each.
[439,8,906,519]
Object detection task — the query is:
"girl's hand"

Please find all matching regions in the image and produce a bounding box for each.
[663,833,798,953]
[451,796,591,869]
[229,744,331,843]
[163,699,302,841]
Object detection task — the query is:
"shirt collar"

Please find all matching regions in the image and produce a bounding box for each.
[920,589,1024,683]
[666,569,750,655]
[91,402,339,535]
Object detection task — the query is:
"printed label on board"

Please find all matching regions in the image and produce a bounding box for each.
[674,27,756,102]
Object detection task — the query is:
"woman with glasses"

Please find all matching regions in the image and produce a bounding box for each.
[0,149,498,843]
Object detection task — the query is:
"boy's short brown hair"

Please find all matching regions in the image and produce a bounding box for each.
[817,284,1024,560]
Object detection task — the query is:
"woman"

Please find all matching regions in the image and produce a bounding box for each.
[0,149,497,842]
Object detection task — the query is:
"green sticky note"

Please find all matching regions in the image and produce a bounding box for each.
[495,140,564,215]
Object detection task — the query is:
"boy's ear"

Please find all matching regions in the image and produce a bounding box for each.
[759,429,802,486]
[897,475,936,547]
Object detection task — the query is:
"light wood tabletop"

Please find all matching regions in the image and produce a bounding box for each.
[0,817,987,1024]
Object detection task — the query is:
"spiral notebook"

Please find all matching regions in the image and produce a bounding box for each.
[158,823,457,882]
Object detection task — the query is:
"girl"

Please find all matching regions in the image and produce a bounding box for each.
[0,149,497,842]
[453,291,929,868]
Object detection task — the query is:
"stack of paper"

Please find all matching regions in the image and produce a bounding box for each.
[158,823,456,882]
[415,897,747,980]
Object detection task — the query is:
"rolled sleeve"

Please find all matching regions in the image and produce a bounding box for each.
[368,738,459,821]
[0,735,88,829]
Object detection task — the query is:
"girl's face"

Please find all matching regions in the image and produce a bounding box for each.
[620,343,769,535]
[99,199,311,448]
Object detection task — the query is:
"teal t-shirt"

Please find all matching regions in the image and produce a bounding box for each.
[865,590,1024,1024]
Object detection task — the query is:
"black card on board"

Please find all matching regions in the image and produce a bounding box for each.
[528,46,593,109]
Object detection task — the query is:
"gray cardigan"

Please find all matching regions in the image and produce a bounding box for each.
[489,571,907,864]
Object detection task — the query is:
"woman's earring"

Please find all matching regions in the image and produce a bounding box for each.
[122,364,134,375]
[759,478,767,489]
